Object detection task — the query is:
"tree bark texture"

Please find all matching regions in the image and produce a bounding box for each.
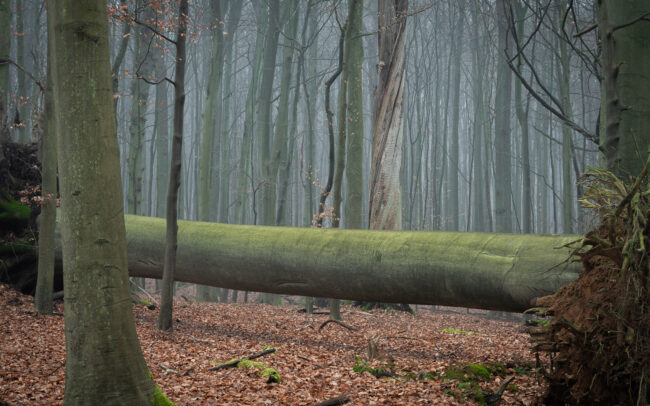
[54,215,586,313]
[344,0,364,230]
[259,0,281,226]
[597,0,650,178]
[34,19,56,315]
[50,0,164,403]
[369,0,409,230]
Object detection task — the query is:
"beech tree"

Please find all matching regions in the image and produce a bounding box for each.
[50,0,171,403]
[369,0,409,230]
[158,0,189,332]
[61,214,582,313]
[597,0,650,177]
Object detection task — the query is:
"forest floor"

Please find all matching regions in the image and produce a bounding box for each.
[0,284,548,405]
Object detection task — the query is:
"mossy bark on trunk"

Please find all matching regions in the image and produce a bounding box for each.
[50,1,162,403]
[96,215,583,313]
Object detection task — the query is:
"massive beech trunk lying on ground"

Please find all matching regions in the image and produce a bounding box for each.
[105,215,581,312]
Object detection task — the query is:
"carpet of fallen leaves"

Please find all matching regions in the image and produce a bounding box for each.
[0,284,547,405]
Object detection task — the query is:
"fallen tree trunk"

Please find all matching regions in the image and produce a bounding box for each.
[94,215,582,313]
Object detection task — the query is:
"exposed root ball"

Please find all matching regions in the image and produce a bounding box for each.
[530,163,650,405]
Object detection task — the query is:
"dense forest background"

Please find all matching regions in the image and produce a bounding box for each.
[3,0,602,236]
[1,1,649,404]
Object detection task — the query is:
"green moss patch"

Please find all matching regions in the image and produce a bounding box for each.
[441,362,510,404]
[151,385,176,406]
[236,359,280,383]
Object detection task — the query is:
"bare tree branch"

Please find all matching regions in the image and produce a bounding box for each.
[0,59,45,92]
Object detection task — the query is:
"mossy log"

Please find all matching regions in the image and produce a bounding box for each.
[78,215,583,313]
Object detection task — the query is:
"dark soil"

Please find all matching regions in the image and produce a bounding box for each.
[531,168,650,405]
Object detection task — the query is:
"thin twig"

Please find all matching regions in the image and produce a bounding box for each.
[573,23,596,38]
[0,59,45,92]
[318,319,358,332]
[610,11,650,34]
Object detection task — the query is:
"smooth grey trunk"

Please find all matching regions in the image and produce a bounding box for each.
[448,3,464,231]
[34,24,56,315]
[494,0,514,233]
[153,19,169,219]
[258,0,281,226]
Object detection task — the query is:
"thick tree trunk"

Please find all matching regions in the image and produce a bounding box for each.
[369,0,408,230]
[50,0,164,403]
[57,215,586,314]
[597,0,650,178]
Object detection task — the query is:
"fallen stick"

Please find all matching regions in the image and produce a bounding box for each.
[483,375,515,405]
[296,355,325,369]
[312,395,351,406]
[208,348,276,371]
[318,319,359,333]
[159,363,180,375]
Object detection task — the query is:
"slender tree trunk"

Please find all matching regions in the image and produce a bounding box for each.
[513,2,532,234]
[34,23,56,315]
[317,28,344,228]
[127,1,154,216]
[345,0,364,230]
[302,9,318,227]
[470,2,487,232]
[448,3,464,231]
[16,0,26,142]
[50,0,167,402]
[235,1,266,225]
[218,0,243,225]
[270,0,299,226]
[0,1,9,119]
[197,1,227,302]
[556,0,574,233]
[158,0,188,333]
[154,38,169,218]
[259,0,281,227]
[494,0,514,233]
[198,1,226,223]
